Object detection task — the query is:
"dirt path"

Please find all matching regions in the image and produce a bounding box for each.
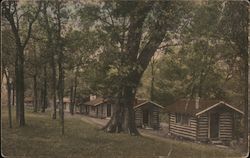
[72,113,172,141]
[80,115,109,128]
[65,112,109,128]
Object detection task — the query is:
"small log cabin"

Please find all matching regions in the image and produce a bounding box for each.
[56,97,71,112]
[134,100,164,130]
[83,96,113,118]
[24,97,33,107]
[165,98,244,143]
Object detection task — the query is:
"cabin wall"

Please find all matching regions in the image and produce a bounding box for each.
[88,106,98,117]
[151,107,160,129]
[135,108,143,127]
[65,103,70,112]
[134,105,161,130]
[101,104,107,118]
[169,113,197,140]
[197,113,208,141]
[219,112,233,141]
[97,104,109,118]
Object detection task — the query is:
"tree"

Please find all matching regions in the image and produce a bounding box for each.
[219,1,249,151]
[54,0,69,135]
[3,69,12,128]
[2,28,16,127]
[41,1,58,119]
[79,1,191,135]
[2,1,41,126]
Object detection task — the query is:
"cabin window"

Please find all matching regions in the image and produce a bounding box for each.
[101,106,103,114]
[182,115,190,125]
[175,113,190,126]
[176,113,181,123]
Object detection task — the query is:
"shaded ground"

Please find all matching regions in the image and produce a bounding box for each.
[1,108,244,158]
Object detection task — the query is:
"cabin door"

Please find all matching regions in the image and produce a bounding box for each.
[107,104,111,117]
[86,106,89,114]
[143,109,151,127]
[210,113,219,139]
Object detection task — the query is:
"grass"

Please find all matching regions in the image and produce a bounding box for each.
[1,107,244,158]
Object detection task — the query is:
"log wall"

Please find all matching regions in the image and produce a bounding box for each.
[134,103,161,130]
[197,113,208,141]
[219,112,233,141]
[169,113,197,140]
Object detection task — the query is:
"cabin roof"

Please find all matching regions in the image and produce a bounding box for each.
[134,100,164,109]
[24,97,33,102]
[165,99,244,116]
[56,97,71,103]
[84,97,108,106]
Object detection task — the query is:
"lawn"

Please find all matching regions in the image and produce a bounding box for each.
[1,107,243,158]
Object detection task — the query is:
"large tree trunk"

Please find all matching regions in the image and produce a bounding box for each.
[103,86,139,135]
[103,70,142,135]
[103,92,125,133]
[103,1,167,135]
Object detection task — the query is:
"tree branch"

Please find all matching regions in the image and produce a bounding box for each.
[23,2,42,48]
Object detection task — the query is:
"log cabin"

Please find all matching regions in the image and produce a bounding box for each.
[165,98,244,144]
[56,97,71,112]
[134,99,164,130]
[24,97,33,107]
[83,96,113,118]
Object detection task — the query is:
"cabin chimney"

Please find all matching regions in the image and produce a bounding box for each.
[195,96,200,109]
[90,94,96,101]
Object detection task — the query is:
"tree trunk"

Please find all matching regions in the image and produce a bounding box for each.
[150,60,155,100]
[42,65,47,113]
[15,50,19,122]
[18,47,25,127]
[103,86,139,135]
[56,0,65,135]
[40,87,43,111]
[102,93,125,133]
[242,54,248,151]
[52,56,57,119]
[58,58,64,135]
[70,84,74,115]
[72,70,78,115]
[7,77,12,128]
[4,70,12,128]
[12,83,15,107]
[33,74,38,112]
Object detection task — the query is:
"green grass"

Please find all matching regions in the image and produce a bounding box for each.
[1,107,243,158]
